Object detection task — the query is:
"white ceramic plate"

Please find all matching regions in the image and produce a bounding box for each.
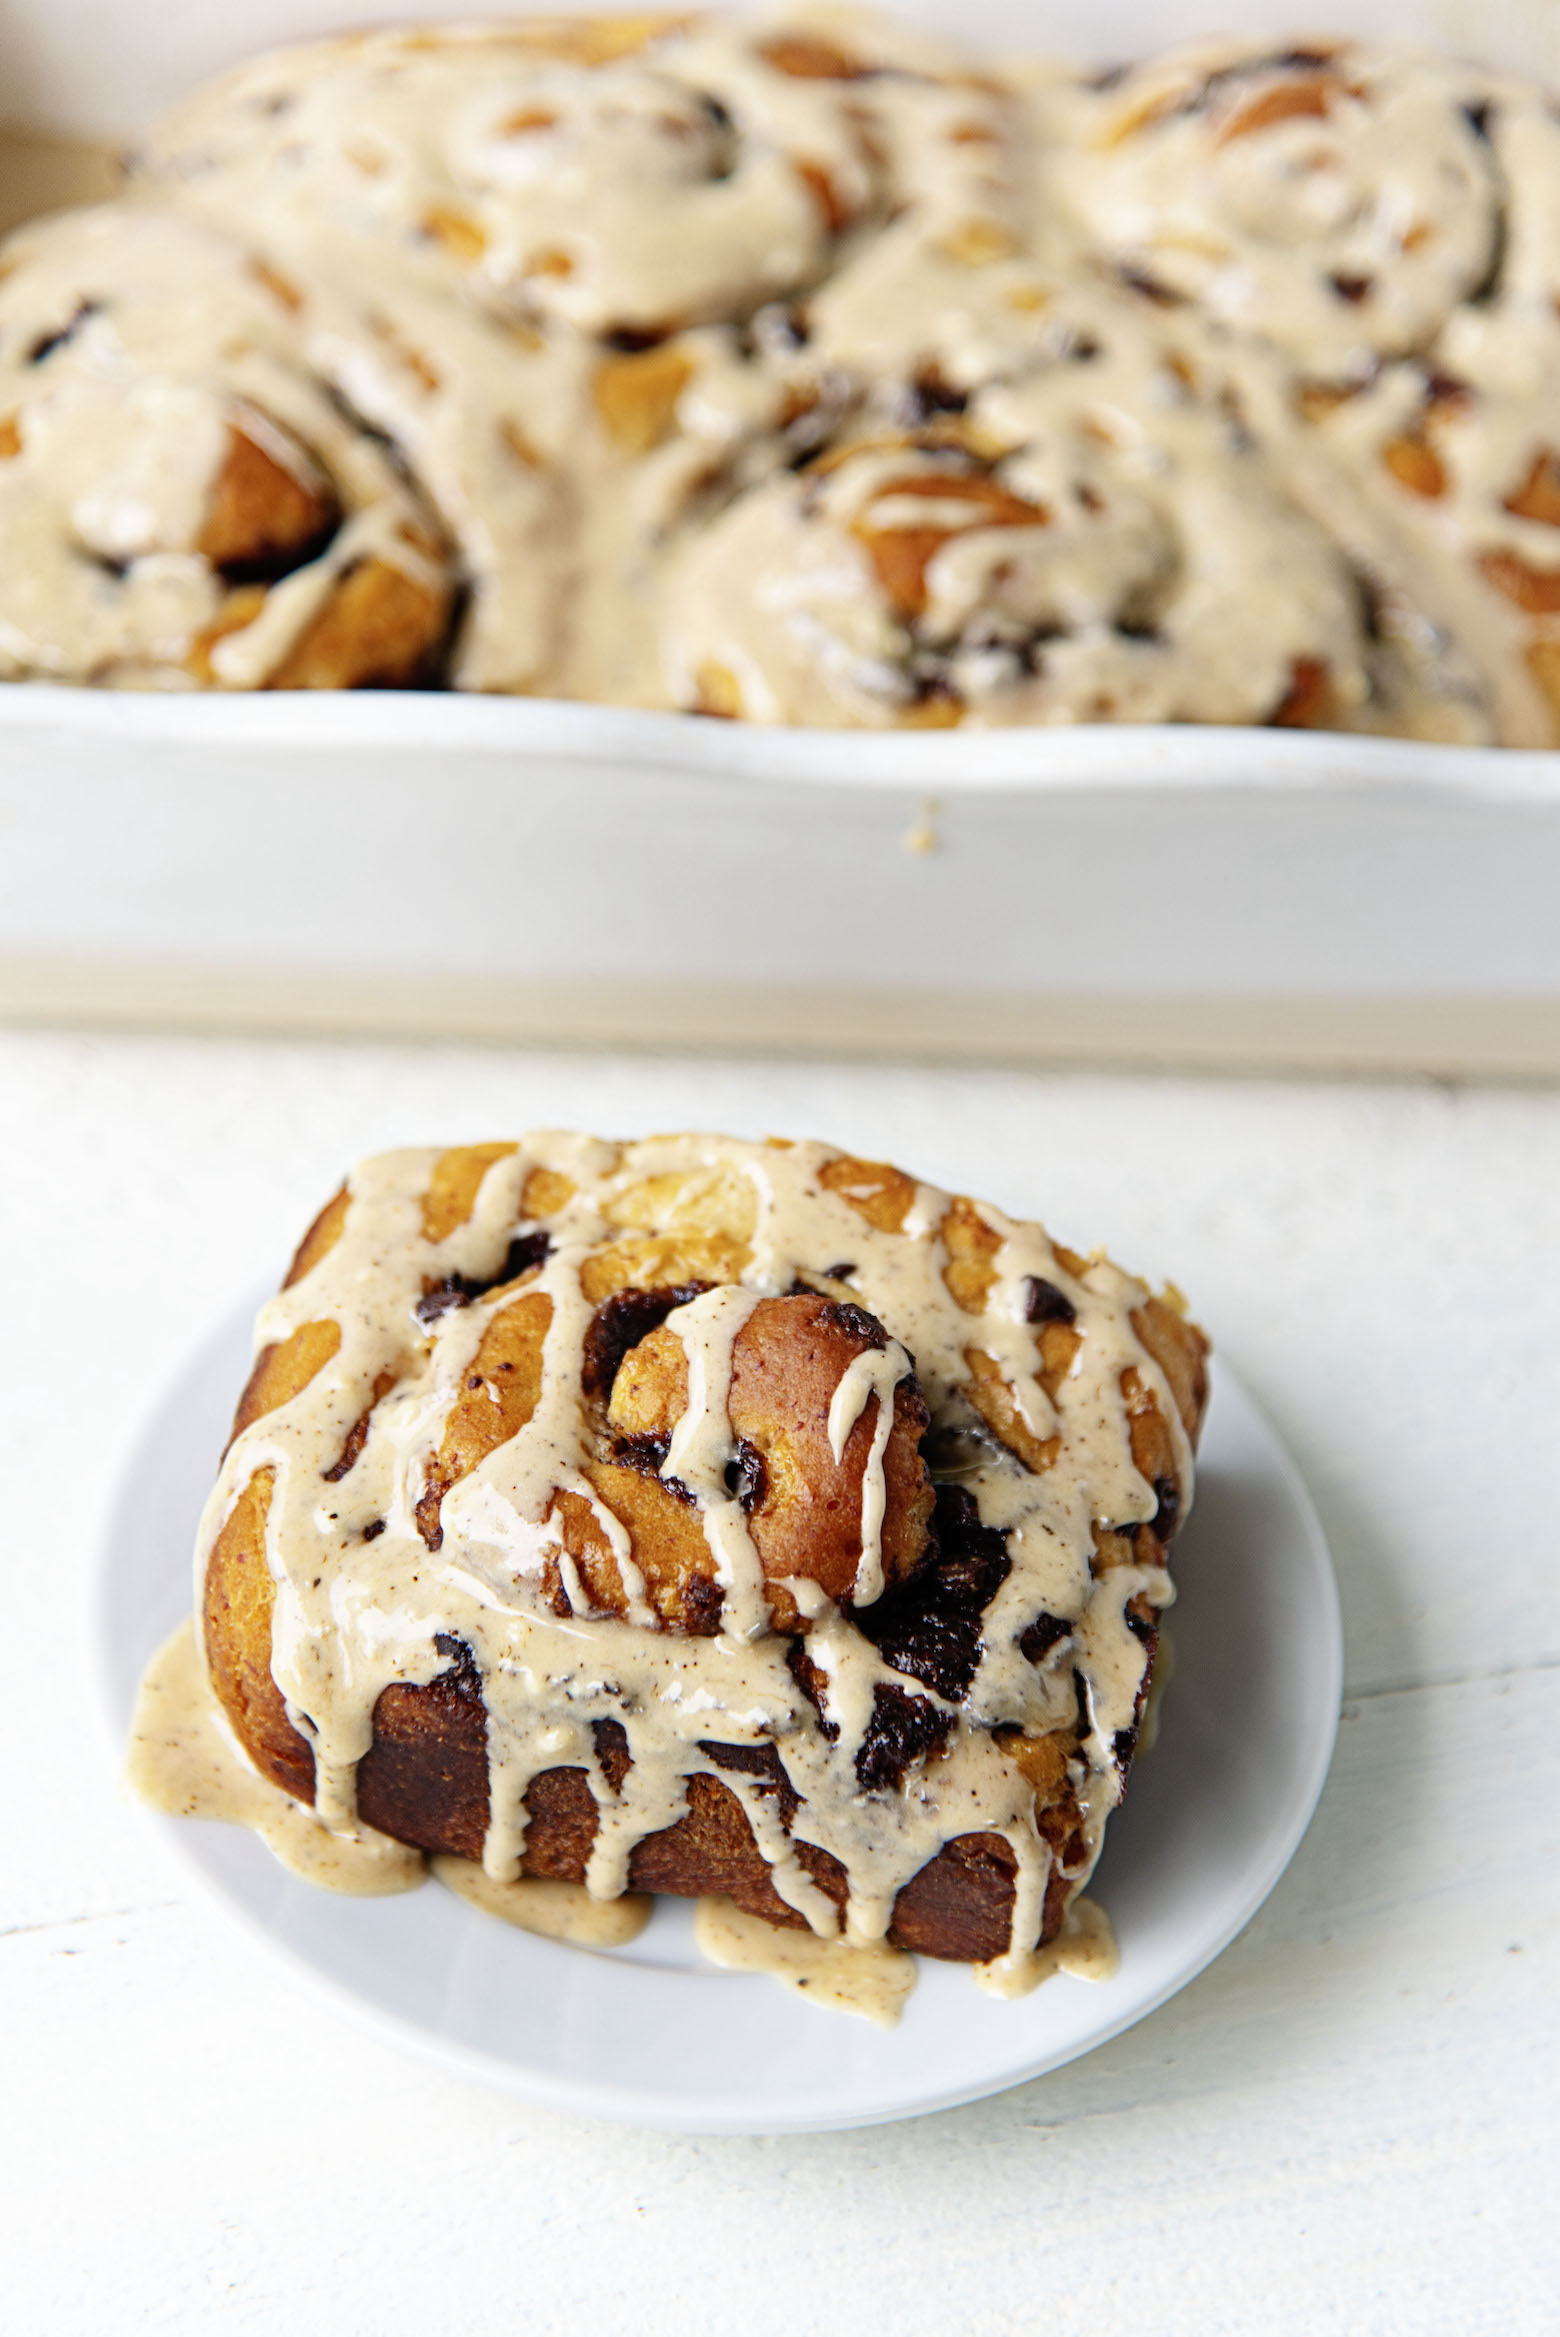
[95,1293,1342,2134]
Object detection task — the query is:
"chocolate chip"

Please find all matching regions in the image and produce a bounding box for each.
[500,1230,552,1281]
[680,1575,726,1634]
[26,299,99,365]
[899,367,969,424]
[1329,272,1372,306]
[414,1230,553,1325]
[852,1486,1011,1703]
[1023,1276,1077,1326]
[786,1639,839,1741]
[1115,266,1180,309]
[816,1298,888,1348]
[415,1278,470,1325]
[581,1282,708,1405]
[361,1519,385,1542]
[855,1684,951,1792]
[608,1431,700,1509]
[1019,1611,1071,1663]
[723,1439,767,1512]
[1153,1472,1181,1539]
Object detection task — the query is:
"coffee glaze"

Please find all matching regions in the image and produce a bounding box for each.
[658,280,1375,730]
[141,1133,1202,2014]
[130,1619,424,1893]
[694,1894,916,2023]
[431,1855,652,1945]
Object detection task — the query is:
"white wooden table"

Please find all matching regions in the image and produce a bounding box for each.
[6,1027,1556,2331]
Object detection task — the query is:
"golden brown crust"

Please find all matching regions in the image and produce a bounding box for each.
[196,424,336,572]
[265,551,453,690]
[283,1185,350,1287]
[592,343,695,455]
[227,1318,340,1451]
[1131,1294,1210,1440]
[415,1286,551,1548]
[421,1142,518,1243]
[851,467,1050,622]
[816,1151,917,1233]
[204,1519,1072,1961]
[605,1290,934,1624]
[202,1468,315,1802]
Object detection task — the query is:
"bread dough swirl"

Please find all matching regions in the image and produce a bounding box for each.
[192,1134,1209,1969]
[660,287,1370,728]
[1049,37,1503,373]
[138,15,881,338]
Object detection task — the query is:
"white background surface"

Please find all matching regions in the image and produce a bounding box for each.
[5,1027,1559,2330]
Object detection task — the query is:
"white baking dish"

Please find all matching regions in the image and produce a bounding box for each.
[3,0,1559,1073]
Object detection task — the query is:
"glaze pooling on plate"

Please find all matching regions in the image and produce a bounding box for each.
[135,1132,1209,2009]
[4,10,1560,738]
[104,1310,1340,2123]
[129,1616,425,1893]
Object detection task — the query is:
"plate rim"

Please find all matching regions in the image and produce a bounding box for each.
[94,1288,1344,2135]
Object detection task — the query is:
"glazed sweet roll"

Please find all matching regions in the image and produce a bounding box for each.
[1048,39,1504,376]
[660,288,1373,728]
[0,207,455,687]
[1241,80,1560,745]
[1268,359,1560,745]
[194,1134,1208,1966]
[8,10,1560,735]
[137,14,884,339]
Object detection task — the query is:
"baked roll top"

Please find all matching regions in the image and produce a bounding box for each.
[0,207,455,688]
[660,287,1373,728]
[137,14,894,338]
[1050,38,1504,372]
[200,1133,1209,1963]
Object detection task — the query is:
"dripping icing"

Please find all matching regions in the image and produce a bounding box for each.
[142,1130,1198,1998]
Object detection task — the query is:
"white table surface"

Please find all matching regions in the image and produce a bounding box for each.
[5,1027,1557,2331]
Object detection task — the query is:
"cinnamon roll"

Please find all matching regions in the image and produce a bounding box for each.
[171,1133,1209,1976]
[1050,39,1503,375]
[1270,355,1560,745]
[6,12,1560,739]
[138,14,882,339]
[661,288,1372,728]
[0,207,455,687]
